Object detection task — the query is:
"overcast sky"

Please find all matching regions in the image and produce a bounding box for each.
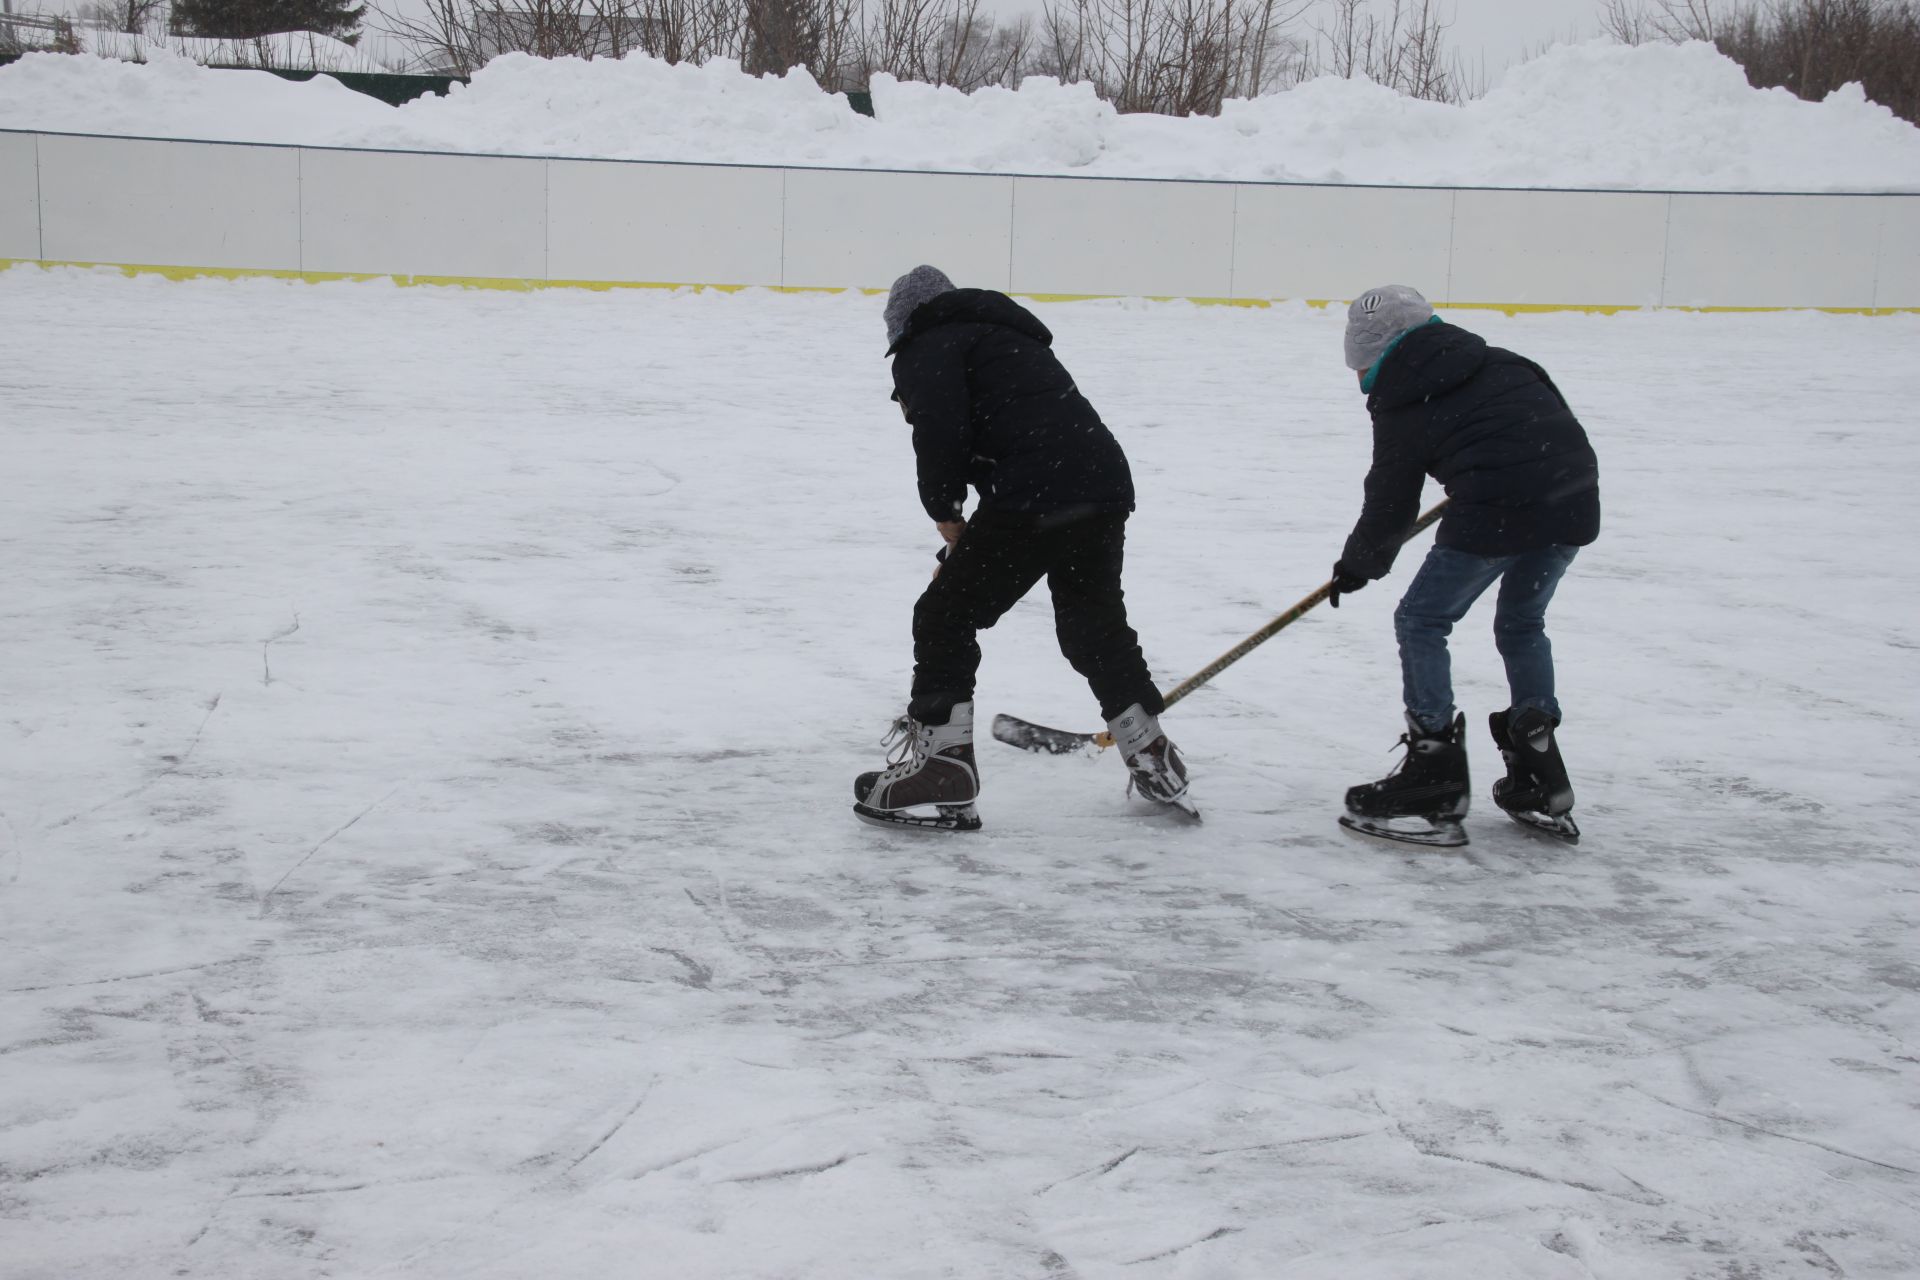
[1415,0,1610,73]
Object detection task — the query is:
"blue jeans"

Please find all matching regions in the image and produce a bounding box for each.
[1393,544,1580,734]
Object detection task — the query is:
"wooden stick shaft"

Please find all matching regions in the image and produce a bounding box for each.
[1087,500,1449,749]
[1163,500,1450,713]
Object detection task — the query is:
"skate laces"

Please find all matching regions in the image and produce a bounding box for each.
[1376,732,1415,779]
[879,716,929,773]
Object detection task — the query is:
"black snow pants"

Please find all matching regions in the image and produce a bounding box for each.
[909,509,1164,727]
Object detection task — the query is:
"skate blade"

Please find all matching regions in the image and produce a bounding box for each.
[1502,808,1580,844]
[1339,812,1468,848]
[1131,791,1202,822]
[1162,790,1203,822]
[853,801,982,833]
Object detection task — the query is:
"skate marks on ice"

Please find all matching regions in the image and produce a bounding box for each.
[687,818,1915,1275]
[1,277,1918,1276]
[41,691,227,836]
[8,721,1917,1270]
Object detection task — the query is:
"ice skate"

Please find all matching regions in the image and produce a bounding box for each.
[1489,708,1580,844]
[1107,704,1199,820]
[853,702,982,832]
[1339,712,1470,848]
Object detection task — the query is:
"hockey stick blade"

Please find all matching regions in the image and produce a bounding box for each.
[991,713,1108,756]
[993,499,1451,755]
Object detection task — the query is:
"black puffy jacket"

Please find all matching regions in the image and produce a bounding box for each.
[888,289,1134,524]
[1341,321,1601,579]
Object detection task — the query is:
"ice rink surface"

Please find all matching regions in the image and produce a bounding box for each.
[2,266,1917,1278]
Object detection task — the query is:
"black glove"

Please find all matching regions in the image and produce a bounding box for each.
[1328,561,1369,609]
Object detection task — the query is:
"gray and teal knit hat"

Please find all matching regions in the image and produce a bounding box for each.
[1344,285,1435,371]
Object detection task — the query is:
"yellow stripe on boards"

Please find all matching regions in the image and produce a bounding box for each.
[2,258,1914,315]
[0,258,843,296]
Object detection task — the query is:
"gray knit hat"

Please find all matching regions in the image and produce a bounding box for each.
[885,265,956,344]
[1344,284,1435,371]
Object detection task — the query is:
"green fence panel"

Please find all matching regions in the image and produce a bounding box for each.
[255,67,465,106]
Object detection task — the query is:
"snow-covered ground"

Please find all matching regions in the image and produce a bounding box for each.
[2,265,1918,1278]
[3,40,1919,190]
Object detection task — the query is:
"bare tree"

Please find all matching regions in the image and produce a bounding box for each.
[375,0,863,81]
[1309,0,1464,102]
[620,0,746,65]
[376,0,663,73]
[1598,0,1752,41]
[861,0,965,87]
[955,11,1033,89]
[1599,0,1659,42]
[364,0,1338,116]
[1028,0,1309,115]
[740,0,858,80]
[80,0,167,34]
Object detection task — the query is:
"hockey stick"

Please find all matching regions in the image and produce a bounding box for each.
[992,500,1451,755]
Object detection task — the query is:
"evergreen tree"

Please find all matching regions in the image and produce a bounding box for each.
[171,0,368,43]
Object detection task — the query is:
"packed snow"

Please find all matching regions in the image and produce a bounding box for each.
[3,39,1920,190]
[2,264,1917,1277]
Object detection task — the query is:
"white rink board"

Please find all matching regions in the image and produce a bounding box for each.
[0,133,39,260]
[547,159,782,286]
[36,134,299,271]
[1011,176,1236,298]
[783,168,1014,292]
[1449,189,1670,308]
[299,148,547,280]
[1664,193,1885,309]
[1874,199,1920,309]
[4,130,1917,309]
[1231,184,1452,302]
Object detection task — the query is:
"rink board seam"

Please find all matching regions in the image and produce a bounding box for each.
[4,258,1918,315]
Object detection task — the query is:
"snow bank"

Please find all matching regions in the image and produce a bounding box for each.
[0,46,394,143]
[2,40,1918,191]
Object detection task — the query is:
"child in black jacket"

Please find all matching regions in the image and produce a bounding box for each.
[852,266,1191,831]
[1330,285,1600,847]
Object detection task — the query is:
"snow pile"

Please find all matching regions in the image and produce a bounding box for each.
[3,40,1919,190]
[0,46,393,143]
[1203,39,1919,189]
[376,50,869,166]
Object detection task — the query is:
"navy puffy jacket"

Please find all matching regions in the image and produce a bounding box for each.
[889,289,1135,524]
[1341,321,1600,578]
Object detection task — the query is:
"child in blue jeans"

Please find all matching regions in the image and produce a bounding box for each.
[1328,286,1600,846]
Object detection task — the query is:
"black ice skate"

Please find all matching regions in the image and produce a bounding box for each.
[1489,708,1580,843]
[853,702,982,832]
[1107,703,1199,820]
[1339,713,1470,848]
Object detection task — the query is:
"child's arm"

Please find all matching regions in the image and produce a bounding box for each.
[1339,425,1427,580]
[892,340,975,525]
